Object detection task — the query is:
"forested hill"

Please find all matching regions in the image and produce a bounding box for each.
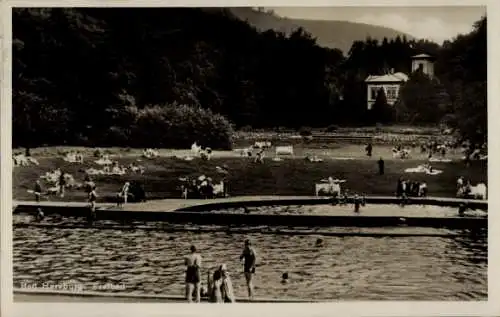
[13,8,486,149]
[228,7,415,53]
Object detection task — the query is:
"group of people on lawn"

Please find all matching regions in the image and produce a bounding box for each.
[179,175,228,199]
[396,177,428,199]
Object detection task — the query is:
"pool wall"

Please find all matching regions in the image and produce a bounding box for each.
[174,196,487,211]
[13,196,487,230]
[13,288,315,303]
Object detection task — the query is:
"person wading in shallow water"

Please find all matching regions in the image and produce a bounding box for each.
[239,239,257,300]
[185,245,202,303]
[377,157,385,175]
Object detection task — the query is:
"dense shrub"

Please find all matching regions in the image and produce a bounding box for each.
[299,126,313,136]
[325,124,339,132]
[239,125,253,132]
[131,104,233,150]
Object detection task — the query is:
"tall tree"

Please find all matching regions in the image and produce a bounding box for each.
[397,72,452,124]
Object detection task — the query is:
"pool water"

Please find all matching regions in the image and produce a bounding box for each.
[13,207,487,301]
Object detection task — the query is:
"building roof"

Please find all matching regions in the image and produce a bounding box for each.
[412,53,433,59]
[365,72,408,83]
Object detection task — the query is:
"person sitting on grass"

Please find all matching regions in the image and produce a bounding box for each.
[199,178,215,199]
[254,149,265,164]
[419,182,428,197]
[420,143,426,153]
[188,179,199,199]
[339,190,349,205]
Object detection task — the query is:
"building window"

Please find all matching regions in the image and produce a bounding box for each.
[386,86,398,100]
[370,87,378,100]
[418,63,424,72]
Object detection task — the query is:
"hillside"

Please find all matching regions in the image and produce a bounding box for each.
[228,7,416,54]
[13,9,485,148]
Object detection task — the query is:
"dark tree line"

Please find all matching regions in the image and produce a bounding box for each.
[12,8,487,148]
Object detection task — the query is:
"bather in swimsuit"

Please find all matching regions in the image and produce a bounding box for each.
[185,265,200,284]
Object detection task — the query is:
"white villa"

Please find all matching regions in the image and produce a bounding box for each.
[365,53,435,110]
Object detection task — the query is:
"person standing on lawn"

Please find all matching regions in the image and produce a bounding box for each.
[377,157,385,175]
[58,170,66,198]
[117,181,130,207]
[87,185,98,224]
[365,143,373,157]
[353,194,361,213]
[34,180,42,203]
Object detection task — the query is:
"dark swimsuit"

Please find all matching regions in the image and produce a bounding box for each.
[186,265,200,284]
[242,249,256,273]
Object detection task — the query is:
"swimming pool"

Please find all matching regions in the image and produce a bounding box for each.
[13,205,487,301]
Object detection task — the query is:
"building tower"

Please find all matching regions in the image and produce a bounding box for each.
[411,54,435,78]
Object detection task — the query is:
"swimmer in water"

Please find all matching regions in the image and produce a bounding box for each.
[315,238,324,247]
[281,272,289,284]
[35,208,44,221]
[185,245,202,303]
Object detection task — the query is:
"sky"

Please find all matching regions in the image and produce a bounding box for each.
[266,6,486,44]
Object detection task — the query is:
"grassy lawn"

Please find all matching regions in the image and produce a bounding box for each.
[13,150,487,203]
[14,142,464,161]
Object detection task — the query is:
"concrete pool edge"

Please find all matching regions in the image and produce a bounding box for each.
[172,196,488,212]
[13,288,316,303]
[13,195,488,212]
[13,196,487,229]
